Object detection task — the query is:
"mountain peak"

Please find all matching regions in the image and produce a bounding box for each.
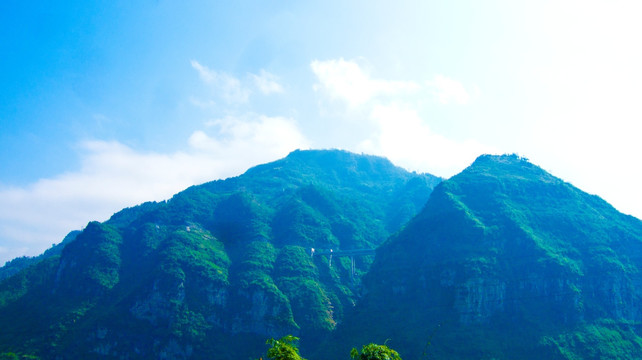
[446,153,562,190]
[473,153,529,164]
[240,149,434,192]
[277,149,400,173]
[340,154,642,360]
[0,149,442,359]
[284,148,393,165]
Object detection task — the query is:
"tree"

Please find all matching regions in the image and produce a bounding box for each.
[0,353,39,360]
[350,343,402,360]
[265,335,306,360]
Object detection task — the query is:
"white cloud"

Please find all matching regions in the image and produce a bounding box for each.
[191,60,250,104]
[0,115,309,265]
[193,115,310,163]
[310,58,489,176]
[427,75,473,105]
[311,59,476,108]
[191,61,284,104]
[251,70,284,95]
[311,58,420,107]
[358,104,494,177]
[190,60,216,83]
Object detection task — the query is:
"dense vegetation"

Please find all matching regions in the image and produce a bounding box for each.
[263,335,401,360]
[334,154,642,360]
[0,149,440,359]
[2,151,641,359]
[0,230,79,282]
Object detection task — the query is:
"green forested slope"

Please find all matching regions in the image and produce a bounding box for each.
[335,154,642,360]
[0,230,80,282]
[0,149,440,359]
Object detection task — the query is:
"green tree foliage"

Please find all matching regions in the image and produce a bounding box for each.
[266,335,306,360]
[350,343,402,360]
[263,336,402,360]
[0,352,39,360]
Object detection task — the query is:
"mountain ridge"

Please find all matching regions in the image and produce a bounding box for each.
[0,149,442,359]
[332,153,642,360]
[3,152,641,359]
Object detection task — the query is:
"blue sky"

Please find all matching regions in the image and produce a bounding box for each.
[1,0,642,264]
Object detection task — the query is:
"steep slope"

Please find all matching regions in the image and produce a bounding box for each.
[0,149,440,359]
[335,154,642,360]
[0,230,80,282]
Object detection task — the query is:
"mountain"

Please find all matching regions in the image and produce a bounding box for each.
[333,154,642,360]
[0,230,80,282]
[0,149,441,359]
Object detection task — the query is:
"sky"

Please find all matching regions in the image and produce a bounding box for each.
[1,0,641,264]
